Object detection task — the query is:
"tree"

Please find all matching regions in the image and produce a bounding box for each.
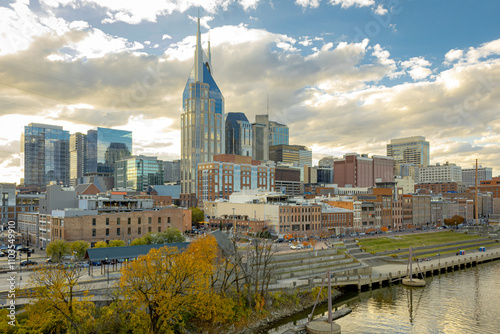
[70,240,90,261]
[119,235,232,333]
[190,207,204,226]
[108,239,126,247]
[446,215,465,228]
[47,240,70,262]
[94,241,108,248]
[29,264,94,333]
[130,228,186,246]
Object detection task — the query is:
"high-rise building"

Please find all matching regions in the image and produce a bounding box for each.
[115,156,164,191]
[269,144,312,167]
[418,162,462,183]
[181,17,225,195]
[21,123,70,187]
[252,114,289,161]
[85,127,132,175]
[387,136,430,175]
[164,160,181,183]
[462,166,493,187]
[225,112,253,157]
[333,153,394,188]
[318,156,334,168]
[70,132,86,186]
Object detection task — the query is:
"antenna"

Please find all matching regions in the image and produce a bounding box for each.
[267,94,269,117]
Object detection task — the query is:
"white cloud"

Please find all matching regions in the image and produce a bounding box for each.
[187,15,214,30]
[239,0,261,10]
[329,0,375,9]
[162,34,172,40]
[374,4,387,15]
[401,56,433,80]
[444,49,463,63]
[296,0,320,8]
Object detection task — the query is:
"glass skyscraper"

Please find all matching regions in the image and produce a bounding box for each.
[181,17,225,195]
[252,114,289,161]
[21,123,70,187]
[115,156,164,191]
[225,112,252,157]
[85,127,132,175]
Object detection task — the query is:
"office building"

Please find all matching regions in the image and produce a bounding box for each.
[387,136,430,175]
[181,18,225,195]
[225,112,253,157]
[164,160,181,183]
[333,153,394,188]
[197,154,274,205]
[318,156,334,168]
[269,144,312,167]
[70,132,86,186]
[21,123,70,187]
[418,162,462,183]
[85,127,132,175]
[115,156,164,191]
[252,114,289,161]
[462,166,493,187]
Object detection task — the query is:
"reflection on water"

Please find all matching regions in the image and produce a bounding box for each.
[266,261,500,334]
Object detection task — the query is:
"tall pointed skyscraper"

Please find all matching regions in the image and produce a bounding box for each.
[181,17,225,196]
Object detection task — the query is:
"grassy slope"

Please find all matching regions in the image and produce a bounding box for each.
[357,231,482,253]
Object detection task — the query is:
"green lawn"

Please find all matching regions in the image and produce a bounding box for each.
[357,231,483,254]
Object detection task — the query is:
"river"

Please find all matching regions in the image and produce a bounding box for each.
[265,261,500,333]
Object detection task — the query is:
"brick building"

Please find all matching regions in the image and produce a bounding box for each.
[50,207,191,247]
[197,154,274,205]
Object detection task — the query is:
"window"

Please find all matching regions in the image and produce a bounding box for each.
[138,218,141,225]
[106,228,109,236]
[117,218,120,225]
[128,218,131,225]
[138,227,142,235]
[148,217,152,224]
[128,227,131,235]
[106,218,109,225]
[117,228,121,236]
[167,217,171,224]
[158,217,161,224]
[92,218,96,226]
[92,229,96,237]
[148,226,152,233]
[158,226,161,232]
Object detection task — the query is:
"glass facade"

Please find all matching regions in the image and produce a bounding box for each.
[225,112,253,157]
[86,127,132,175]
[21,123,70,186]
[115,156,164,191]
[252,114,289,161]
[181,19,225,195]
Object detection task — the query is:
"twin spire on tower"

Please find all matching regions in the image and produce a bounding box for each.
[194,13,212,82]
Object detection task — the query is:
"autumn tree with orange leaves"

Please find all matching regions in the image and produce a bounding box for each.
[119,235,235,334]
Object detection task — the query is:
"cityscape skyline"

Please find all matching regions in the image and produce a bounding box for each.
[1,1,500,184]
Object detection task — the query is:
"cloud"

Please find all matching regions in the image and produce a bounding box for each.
[1,2,500,183]
[373,4,387,15]
[329,0,375,9]
[162,34,172,40]
[187,15,215,30]
[39,0,261,25]
[296,0,320,8]
[401,56,433,80]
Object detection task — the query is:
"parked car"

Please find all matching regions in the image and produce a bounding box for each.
[18,247,35,253]
[20,260,37,267]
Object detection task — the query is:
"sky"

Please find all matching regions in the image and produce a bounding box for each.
[1,0,500,183]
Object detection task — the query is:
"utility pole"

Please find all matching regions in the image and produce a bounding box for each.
[475,159,479,224]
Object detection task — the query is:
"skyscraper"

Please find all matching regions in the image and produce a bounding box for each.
[85,127,132,175]
[225,112,252,157]
[21,123,70,187]
[252,114,289,161]
[70,132,86,186]
[269,144,311,167]
[164,160,181,183]
[387,136,430,175]
[181,17,225,195]
[115,156,164,191]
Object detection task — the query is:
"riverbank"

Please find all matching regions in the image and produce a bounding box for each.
[211,288,342,334]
